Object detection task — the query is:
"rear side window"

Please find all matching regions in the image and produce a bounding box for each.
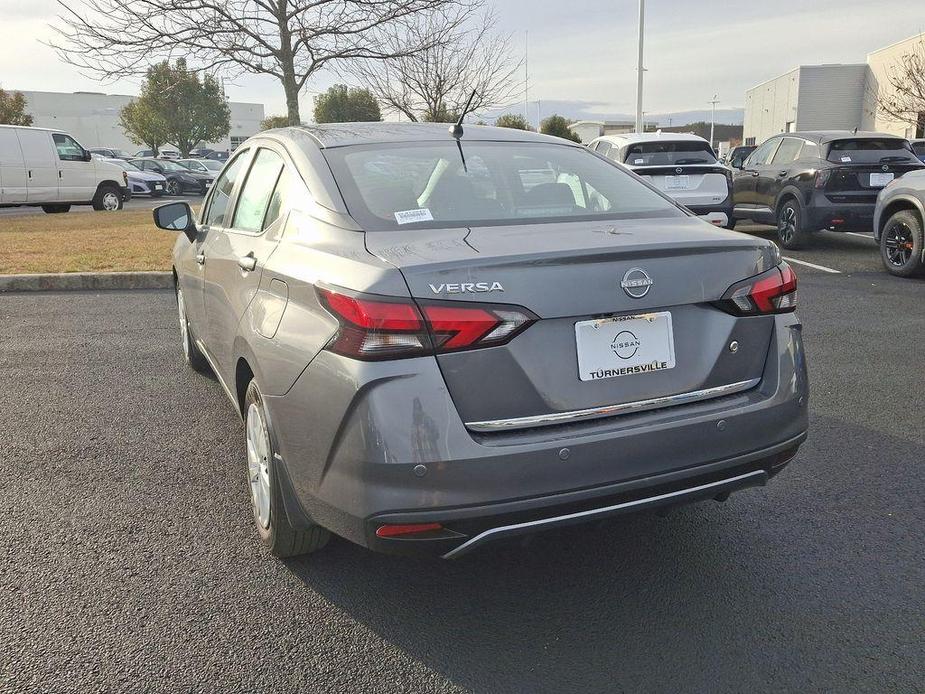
[263,169,297,229]
[912,142,925,155]
[205,151,248,227]
[231,149,284,232]
[826,138,918,164]
[624,141,716,166]
[52,134,85,162]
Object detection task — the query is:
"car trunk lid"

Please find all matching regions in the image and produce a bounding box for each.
[366,217,779,428]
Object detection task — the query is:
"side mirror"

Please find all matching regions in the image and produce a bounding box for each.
[83,149,93,162]
[154,202,196,241]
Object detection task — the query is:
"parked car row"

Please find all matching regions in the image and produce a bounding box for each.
[587,129,925,278]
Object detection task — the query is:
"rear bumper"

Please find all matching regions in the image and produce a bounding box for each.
[367,434,802,557]
[686,202,733,227]
[263,313,808,557]
[807,193,876,232]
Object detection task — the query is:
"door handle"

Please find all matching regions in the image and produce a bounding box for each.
[777,170,788,177]
[58,171,63,179]
[237,253,257,272]
[195,253,206,266]
[745,169,758,177]
[28,170,32,179]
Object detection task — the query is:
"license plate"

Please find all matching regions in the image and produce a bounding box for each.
[870,172,894,187]
[575,312,676,382]
[665,175,691,190]
[153,183,162,189]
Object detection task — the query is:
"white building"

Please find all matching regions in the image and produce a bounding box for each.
[16,90,265,153]
[743,33,925,145]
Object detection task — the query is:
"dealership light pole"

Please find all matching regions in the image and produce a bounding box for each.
[635,0,645,133]
[709,94,719,148]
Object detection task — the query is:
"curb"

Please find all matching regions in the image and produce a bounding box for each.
[0,271,173,292]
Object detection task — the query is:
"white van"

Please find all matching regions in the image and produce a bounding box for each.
[588,132,733,227]
[0,125,129,213]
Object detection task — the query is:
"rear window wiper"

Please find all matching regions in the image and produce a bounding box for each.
[880,156,912,163]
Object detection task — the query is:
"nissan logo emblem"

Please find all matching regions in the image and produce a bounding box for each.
[882,164,889,171]
[620,268,654,299]
[675,167,683,174]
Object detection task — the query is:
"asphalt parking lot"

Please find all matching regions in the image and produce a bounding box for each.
[2,231,923,693]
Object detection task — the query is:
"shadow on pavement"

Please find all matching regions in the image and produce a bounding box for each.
[284,414,924,693]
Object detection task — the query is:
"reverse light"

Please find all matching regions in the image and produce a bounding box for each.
[317,286,537,360]
[717,262,797,316]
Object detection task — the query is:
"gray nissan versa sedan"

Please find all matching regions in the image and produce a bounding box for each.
[153,123,808,559]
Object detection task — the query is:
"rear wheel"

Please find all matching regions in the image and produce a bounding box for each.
[176,285,209,373]
[244,380,330,558]
[41,204,71,214]
[165,179,180,196]
[92,184,123,211]
[880,209,924,278]
[777,200,808,250]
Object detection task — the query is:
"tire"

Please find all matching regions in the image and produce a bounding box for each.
[92,184,123,212]
[244,379,331,558]
[776,199,808,250]
[165,179,180,196]
[880,209,925,278]
[176,285,210,373]
[41,204,71,214]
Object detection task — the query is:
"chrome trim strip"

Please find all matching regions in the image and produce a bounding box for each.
[442,470,767,559]
[465,378,761,432]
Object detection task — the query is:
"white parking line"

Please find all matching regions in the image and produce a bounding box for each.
[782,256,842,274]
[844,232,875,241]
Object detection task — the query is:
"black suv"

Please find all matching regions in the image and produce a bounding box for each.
[731,131,924,248]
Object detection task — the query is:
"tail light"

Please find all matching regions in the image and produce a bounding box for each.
[122,171,128,185]
[716,262,797,316]
[317,286,537,361]
[814,169,831,189]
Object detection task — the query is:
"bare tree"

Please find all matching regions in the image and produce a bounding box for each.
[875,36,925,133]
[351,7,522,122]
[52,0,470,125]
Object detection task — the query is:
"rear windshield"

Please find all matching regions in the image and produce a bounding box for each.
[323,141,684,231]
[826,138,918,164]
[623,141,717,166]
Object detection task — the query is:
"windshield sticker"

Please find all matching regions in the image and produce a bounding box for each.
[840,156,852,162]
[394,208,434,225]
[634,158,645,164]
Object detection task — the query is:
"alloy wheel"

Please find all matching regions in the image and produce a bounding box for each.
[246,403,272,529]
[778,206,797,245]
[166,179,180,196]
[884,222,914,267]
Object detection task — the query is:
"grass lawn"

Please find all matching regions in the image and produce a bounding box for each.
[0,210,179,274]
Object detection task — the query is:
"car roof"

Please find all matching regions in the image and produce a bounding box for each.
[782,130,909,144]
[263,122,577,149]
[592,132,710,146]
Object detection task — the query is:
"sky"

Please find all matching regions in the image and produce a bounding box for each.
[1,0,923,125]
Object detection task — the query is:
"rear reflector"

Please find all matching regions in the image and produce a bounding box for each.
[717,262,797,316]
[375,523,443,538]
[317,286,536,360]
